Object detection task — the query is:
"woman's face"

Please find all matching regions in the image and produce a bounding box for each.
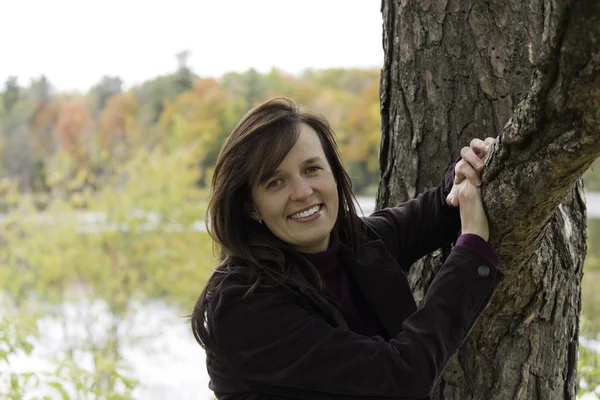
[250,123,339,253]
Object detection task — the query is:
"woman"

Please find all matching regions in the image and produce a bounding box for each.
[191,97,502,399]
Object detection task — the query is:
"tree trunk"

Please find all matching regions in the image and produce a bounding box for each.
[378,1,600,399]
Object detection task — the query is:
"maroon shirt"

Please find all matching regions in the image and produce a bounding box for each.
[301,229,387,338]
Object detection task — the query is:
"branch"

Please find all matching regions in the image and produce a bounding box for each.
[482,0,600,268]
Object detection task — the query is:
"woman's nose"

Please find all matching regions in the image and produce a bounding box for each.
[290,178,313,201]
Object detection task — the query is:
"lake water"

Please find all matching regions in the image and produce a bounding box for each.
[355,192,600,218]
[588,192,600,218]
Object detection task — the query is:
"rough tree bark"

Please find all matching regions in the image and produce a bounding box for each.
[378,1,600,399]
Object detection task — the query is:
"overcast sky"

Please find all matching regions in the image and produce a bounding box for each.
[0,0,384,92]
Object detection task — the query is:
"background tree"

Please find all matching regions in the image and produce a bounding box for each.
[28,75,53,103]
[379,1,600,399]
[340,79,381,194]
[1,77,21,114]
[158,77,229,186]
[27,76,57,198]
[175,50,194,94]
[0,77,35,192]
[97,91,139,163]
[89,75,123,116]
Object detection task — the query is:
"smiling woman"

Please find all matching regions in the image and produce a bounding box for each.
[250,124,339,253]
[191,97,503,399]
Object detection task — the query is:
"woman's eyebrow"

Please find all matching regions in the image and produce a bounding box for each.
[302,156,324,165]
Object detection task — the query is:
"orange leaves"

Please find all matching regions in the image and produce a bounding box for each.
[193,78,222,102]
[54,99,91,158]
[98,92,138,150]
[29,100,59,160]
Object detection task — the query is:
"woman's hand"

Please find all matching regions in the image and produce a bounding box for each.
[446,137,496,207]
[456,179,490,241]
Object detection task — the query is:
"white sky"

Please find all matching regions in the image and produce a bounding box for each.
[0,0,384,92]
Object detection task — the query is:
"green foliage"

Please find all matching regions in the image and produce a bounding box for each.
[48,353,139,400]
[579,218,600,396]
[0,140,213,397]
[90,76,123,115]
[300,68,380,94]
[0,312,37,364]
[587,219,600,271]
[582,219,600,342]
[28,75,54,103]
[0,303,38,399]
[1,76,21,114]
[579,318,600,398]
[585,159,600,191]
[0,65,389,196]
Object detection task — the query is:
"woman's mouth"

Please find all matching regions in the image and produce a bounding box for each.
[288,204,323,221]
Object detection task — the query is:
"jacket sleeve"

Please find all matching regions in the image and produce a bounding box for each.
[363,160,460,273]
[210,246,504,399]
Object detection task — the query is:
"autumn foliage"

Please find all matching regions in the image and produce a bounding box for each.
[0,68,386,202]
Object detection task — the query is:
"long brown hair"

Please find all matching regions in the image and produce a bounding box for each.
[191,97,365,354]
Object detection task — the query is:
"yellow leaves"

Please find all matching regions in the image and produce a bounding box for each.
[328,79,382,186]
[193,77,222,100]
[158,78,227,155]
[0,177,19,198]
[66,168,89,190]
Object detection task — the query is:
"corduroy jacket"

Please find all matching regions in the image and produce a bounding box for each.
[204,167,505,399]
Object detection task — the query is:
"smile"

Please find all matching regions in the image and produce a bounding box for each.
[289,204,322,220]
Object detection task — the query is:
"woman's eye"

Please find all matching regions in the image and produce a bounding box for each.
[267,179,282,188]
[306,166,321,174]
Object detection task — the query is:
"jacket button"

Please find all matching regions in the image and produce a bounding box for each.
[478,265,490,277]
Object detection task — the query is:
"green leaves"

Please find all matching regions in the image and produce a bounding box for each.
[584,159,600,191]
[0,313,40,399]
[579,318,600,397]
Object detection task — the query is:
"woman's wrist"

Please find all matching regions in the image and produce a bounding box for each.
[461,229,489,242]
[456,233,500,267]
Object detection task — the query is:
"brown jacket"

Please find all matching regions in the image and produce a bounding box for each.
[205,170,504,399]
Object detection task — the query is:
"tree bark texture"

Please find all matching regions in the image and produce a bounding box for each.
[378,1,600,399]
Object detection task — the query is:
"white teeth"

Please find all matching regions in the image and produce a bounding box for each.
[290,205,320,220]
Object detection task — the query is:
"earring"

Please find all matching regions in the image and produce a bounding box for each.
[258,219,264,225]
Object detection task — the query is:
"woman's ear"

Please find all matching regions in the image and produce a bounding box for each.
[245,201,262,221]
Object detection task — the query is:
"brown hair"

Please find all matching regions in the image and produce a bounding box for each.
[191,97,365,353]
